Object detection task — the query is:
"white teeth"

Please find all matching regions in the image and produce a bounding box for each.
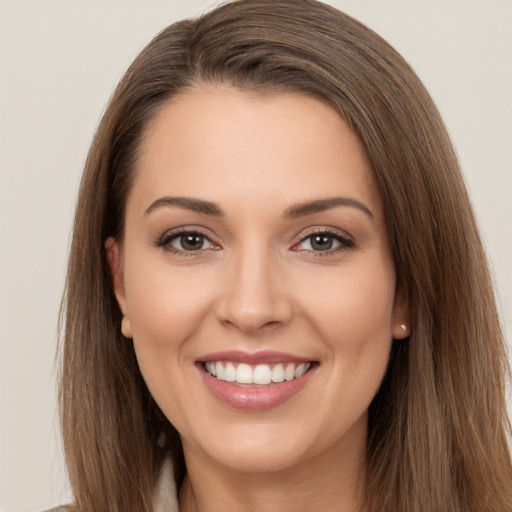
[205,361,216,376]
[236,363,253,384]
[253,364,272,385]
[205,361,312,385]
[295,363,310,378]
[215,362,224,380]
[224,362,236,382]
[284,363,295,381]
[271,364,285,383]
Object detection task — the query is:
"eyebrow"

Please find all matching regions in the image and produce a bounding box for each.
[145,196,224,217]
[283,197,374,220]
[144,195,374,220]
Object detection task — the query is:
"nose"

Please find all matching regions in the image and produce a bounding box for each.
[215,248,294,334]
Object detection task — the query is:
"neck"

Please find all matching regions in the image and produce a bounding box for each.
[178,420,367,512]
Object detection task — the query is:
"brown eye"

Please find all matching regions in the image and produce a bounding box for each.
[176,233,207,251]
[310,234,334,251]
[294,231,354,253]
[160,231,216,252]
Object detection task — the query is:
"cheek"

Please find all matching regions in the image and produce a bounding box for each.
[292,263,395,437]
[295,261,396,347]
[294,259,395,409]
[123,259,222,432]
[126,260,213,334]
[123,258,218,380]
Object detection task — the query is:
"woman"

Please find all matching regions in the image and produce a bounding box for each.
[55,1,512,511]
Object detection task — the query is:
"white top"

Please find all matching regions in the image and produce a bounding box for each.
[45,458,179,512]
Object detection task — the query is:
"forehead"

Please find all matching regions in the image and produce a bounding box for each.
[129,85,380,217]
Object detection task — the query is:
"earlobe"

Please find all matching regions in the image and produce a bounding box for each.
[105,237,133,338]
[120,315,133,339]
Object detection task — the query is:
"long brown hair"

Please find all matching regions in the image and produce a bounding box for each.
[59,1,512,511]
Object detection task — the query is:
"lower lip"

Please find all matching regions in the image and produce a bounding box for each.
[198,364,316,411]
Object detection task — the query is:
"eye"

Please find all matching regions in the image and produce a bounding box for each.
[158,230,218,253]
[293,231,354,253]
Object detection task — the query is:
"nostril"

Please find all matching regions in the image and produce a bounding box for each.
[215,290,294,333]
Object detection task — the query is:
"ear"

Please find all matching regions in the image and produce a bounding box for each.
[105,237,133,338]
[391,282,410,340]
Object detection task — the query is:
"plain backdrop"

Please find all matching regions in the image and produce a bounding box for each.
[0,1,511,510]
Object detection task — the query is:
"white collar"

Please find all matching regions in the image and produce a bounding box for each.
[154,458,179,512]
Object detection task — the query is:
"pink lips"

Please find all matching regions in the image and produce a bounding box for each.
[197,350,316,411]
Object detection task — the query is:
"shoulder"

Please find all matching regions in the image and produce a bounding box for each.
[40,459,177,512]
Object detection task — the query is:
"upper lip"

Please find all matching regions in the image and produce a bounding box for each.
[196,350,314,365]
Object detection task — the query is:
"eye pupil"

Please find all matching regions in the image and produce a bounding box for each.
[311,234,333,251]
[181,234,204,251]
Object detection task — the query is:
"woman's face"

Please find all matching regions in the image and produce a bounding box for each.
[108,85,407,475]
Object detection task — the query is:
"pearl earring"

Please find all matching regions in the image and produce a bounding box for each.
[400,323,407,332]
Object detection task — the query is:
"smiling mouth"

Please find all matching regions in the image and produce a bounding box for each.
[202,361,314,386]
[198,355,318,410]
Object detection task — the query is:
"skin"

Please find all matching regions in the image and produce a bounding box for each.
[107,85,408,512]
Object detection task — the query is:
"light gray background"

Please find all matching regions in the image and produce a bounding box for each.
[1,1,511,510]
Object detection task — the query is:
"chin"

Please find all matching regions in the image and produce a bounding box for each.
[194,432,314,474]
[181,411,365,476]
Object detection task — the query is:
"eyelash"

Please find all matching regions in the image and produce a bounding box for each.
[155,228,354,257]
[291,229,354,256]
[155,229,219,257]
